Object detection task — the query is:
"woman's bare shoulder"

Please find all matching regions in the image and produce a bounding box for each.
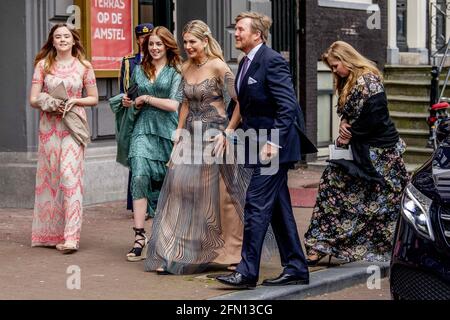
[213,58,230,70]
[181,61,191,73]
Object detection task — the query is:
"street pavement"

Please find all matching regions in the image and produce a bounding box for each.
[0,165,390,300]
[305,278,390,300]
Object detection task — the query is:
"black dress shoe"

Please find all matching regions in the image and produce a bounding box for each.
[216,272,257,290]
[262,273,309,286]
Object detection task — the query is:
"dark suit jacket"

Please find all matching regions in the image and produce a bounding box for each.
[119,53,142,94]
[235,44,316,165]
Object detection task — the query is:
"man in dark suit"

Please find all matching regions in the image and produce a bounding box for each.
[217,12,316,289]
[119,23,154,94]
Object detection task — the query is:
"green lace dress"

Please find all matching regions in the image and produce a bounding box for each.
[128,65,182,218]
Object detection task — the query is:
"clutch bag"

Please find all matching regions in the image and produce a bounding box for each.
[49,82,70,117]
[127,84,139,101]
[329,143,353,161]
[49,82,68,101]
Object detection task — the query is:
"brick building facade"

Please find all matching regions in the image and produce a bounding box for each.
[299,0,387,152]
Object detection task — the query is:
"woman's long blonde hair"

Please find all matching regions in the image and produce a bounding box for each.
[322,41,382,109]
[182,20,224,65]
[34,23,88,74]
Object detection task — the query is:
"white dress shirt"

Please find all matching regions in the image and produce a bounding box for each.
[236,43,263,93]
[237,43,281,150]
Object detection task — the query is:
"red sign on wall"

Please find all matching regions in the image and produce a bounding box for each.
[90,0,134,70]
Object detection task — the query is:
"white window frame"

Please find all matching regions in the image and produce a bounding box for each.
[318,0,379,11]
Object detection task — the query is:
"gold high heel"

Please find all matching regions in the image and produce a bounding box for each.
[56,241,78,254]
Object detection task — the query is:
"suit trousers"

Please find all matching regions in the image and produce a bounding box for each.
[236,164,309,282]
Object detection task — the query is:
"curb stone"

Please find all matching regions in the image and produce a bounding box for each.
[209,261,390,300]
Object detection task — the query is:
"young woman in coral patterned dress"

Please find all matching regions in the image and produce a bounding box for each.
[29,24,98,254]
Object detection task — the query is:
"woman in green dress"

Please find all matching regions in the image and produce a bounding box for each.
[122,27,183,262]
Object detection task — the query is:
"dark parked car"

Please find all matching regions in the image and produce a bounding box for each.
[390,114,450,300]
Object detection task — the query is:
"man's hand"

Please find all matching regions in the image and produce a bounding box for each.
[260,142,279,162]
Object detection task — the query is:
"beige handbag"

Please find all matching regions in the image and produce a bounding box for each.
[49,82,90,147]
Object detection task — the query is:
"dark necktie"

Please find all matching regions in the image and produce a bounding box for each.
[238,56,250,89]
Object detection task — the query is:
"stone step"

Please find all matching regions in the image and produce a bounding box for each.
[385,65,434,71]
[405,163,424,173]
[390,111,429,131]
[0,145,128,209]
[384,65,450,81]
[384,79,450,97]
[85,145,117,160]
[384,65,433,80]
[390,111,429,118]
[398,128,430,148]
[403,146,434,164]
[388,95,430,113]
[398,128,429,135]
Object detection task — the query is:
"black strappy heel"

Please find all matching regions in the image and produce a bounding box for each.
[126,227,148,262]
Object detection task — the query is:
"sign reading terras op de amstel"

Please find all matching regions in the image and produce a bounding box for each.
[90,0,134,71]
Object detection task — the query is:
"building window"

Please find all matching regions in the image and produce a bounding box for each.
[139,0,173,30]
[317,62,338,148]
[139,0,154,25]
[396,0,408,52]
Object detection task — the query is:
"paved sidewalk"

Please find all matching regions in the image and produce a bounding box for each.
[0,166,381,300]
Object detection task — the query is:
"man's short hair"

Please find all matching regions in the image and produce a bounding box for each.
[235,12,272,43]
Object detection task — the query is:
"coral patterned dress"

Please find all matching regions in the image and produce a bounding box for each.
[31,58,96,248]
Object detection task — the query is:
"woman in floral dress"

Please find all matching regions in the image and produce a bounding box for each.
[304,41,409,264]
[29,24,98,253]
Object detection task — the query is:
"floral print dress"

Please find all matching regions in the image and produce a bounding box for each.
[304,73,409,262]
